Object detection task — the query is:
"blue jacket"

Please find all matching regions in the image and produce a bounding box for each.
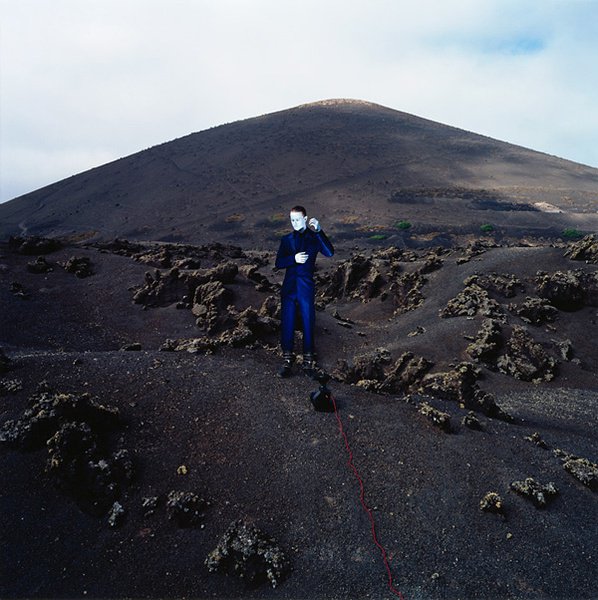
[275,228,334,298]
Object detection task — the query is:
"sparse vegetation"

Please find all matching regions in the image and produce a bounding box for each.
[562,228,583,240]
[395,220,412,231]
[480,223,495,233]
[369,234,388,241]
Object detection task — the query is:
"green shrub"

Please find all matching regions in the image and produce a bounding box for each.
[480,223,495,233]
[369,234,388,241]
[395,220,412,230]
[562,228,583,240]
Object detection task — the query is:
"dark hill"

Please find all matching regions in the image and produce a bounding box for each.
[1,99,597,246]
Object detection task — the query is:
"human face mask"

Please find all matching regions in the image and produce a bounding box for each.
[290,211,307,232]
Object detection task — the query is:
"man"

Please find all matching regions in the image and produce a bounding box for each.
[275,205,334,378]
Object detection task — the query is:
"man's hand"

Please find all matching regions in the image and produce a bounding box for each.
[295,252,309,264]
[308,217,321,232]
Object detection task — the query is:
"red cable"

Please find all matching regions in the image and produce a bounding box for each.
[330,393,406,600]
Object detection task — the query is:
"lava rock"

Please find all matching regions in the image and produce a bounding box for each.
[133,268,189,307]
[8,235,62,255]
[466,319,503,365]
[9,281,29,299]
[0,391,120,450]
[509,297,558,325]
[26,256,54,274]
[418,402,452,432]
[496,326,558,382]
[562,457,598,491]
[160,337,217,354]
[136,246,173,268]
[192,280,234,332]
[510,477,558,508]
[419,363,512,421]
[46,425,133,513]
[418,251,444,274]
[456,239,497,264]
[464,273,523,298]
[239,264,276,292]
[378,352,434,394]
[333,348,391,386]
[322,254,386,302]
[0,378,23,395]
[61,256,93,278]
[218,307,279,349]
[46,422,98,487]
[108,501,126,527]
[0,389,130,515]
[258,295,280,320]
[389,271,426,315]
[205,519,290,589]
[166,491,210,527]
[536,269,598,310]
[142,496,160,517]
[524,432,549,449]
[419,362,481,404]
[121,343,142,351]
[188,261,239,286]
[564,234,598,264]
[462,411,485,431]
[470,389,512,422]
[440,284,504,320]
[479,492,504,515]
[553,339,574,361]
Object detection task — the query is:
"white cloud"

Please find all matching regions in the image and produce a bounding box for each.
[2,0,598,202]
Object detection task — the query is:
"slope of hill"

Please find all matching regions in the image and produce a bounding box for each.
[1,99,597,246]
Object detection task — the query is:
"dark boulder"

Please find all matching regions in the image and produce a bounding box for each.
[464,273,523,298]
[440,284,504,320]
[496,326,558,382]
[9,235,62,255]
[418,401,452,432]
[536,269,598,310]
[26,256,54,274]
[206,519,290,588]
[510,478,558,508]
[509,297,558,325]
[564,234,598,264]
[166,491,210,528]
[61,256,93,278]
[466,319,503,365]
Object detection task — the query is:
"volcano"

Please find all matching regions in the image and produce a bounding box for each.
[1,99,597,245]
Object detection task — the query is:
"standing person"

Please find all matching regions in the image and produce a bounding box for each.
[275,205,334,378]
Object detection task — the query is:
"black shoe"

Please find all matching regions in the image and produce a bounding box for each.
[278,363,292,378]
[278,353,294,378]
[302,353,319,380]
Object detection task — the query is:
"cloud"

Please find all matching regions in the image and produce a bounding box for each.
[2,0,598,202]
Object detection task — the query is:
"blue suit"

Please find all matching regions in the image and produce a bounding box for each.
[275,227,334,354]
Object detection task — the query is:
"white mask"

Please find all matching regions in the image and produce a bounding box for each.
[290,211,307,232]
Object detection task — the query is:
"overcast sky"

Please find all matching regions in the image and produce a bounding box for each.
[1,0,597,203]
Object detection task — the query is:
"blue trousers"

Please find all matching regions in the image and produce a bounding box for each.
[281,293,316,354]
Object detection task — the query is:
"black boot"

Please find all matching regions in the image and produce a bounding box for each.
[302,353,318,379]
[278,353,294,378]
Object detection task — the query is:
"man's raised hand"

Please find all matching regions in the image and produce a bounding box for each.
[308,217,321,232]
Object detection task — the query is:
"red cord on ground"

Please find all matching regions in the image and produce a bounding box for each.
[331,393,406,600]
